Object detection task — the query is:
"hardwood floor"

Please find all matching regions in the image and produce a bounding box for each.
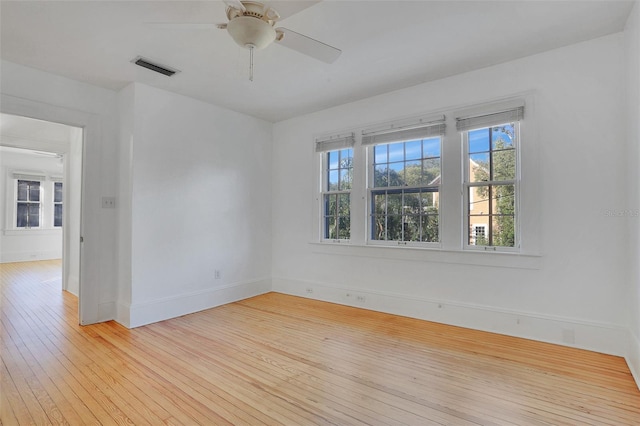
[1,260,639,425]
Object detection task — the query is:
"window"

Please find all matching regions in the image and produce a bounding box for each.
[459,106,522,250]
[370,138,440,243]
[16,180,41,228]
[471,225,487,246]
[317,133,355,241]
[363,117,445,246]
[314,100,529,255]
[53,182,63,227]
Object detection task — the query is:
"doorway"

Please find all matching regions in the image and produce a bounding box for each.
[0,113,83,310]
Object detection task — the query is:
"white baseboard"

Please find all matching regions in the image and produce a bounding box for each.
[121,278,271,328]
[272,277,629,358]
[0,251,62,263]
[98,301,116,323]
[628,331,640,391]
[116,301,131,328]
[65,274,79,296]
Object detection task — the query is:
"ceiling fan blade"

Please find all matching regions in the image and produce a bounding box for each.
[275,27,341,64]
[268,1,321,20]
[145,22,219,30]
[224,0,246,12]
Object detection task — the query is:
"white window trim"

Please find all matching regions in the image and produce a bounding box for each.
[365,140,442,249]
[53,181,63,228]
[14,178,43,229]
[5,169,63,231]
[311,92,540,260]
[460,112,522,253]
[317,133,355,243]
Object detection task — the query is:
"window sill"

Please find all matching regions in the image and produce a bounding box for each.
[3,228,62,236]
[309,241,541,270]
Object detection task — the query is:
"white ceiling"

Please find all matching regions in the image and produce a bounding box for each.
[0,0,635,123]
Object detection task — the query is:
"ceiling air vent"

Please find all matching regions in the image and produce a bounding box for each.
[131,56,180,77]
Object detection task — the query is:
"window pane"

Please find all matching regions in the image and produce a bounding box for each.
[339,169,352,190]
[403,161,421,186]
[324,194,337,216]
[388,142,404,163]
[423,158,440,184]
[54,204,63,227]
[337,216,350,239]
[469,222,489,245]
[28,204,40,227]
[328,170,339,191]
[17,181,28,201]
[492,124,515,149]
[328,151,339,169]
[373,193,386,215]
[468,128,490,153]
[492,149,516,181]
[467,184,515,247]
[28,182,40,202]
[54,182,63,202]
[469,185,490,215]
[387,215,402,240]
[423,137,441,158]
[325,216,337,239]
[388,163,404,186]
[387,193,402,215]
[403,216,420,241]
[404,140,422,161]
[492,215,515,247]
[374,166,388,187]
[420,215,439,242]
[469,154,489,182]
[374,145,387,164]
[338,193,350,217]
[403,191,420,215]
[372,214,386,240]
[421,190,437,209]
[17,203,28,227]
[339,149,352,166]
[491,184,515,215]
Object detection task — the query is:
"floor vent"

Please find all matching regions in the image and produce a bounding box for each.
[131,56,180,77]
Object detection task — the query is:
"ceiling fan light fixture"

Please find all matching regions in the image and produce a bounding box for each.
[226,16,276,50]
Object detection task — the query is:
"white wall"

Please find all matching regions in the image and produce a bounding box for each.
[0,150,63,262]
[272,33,629,357]
[625,1,640,386]
[1,60,119,324]
[117,83,273,327]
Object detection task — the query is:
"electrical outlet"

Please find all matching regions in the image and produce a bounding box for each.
[101,196,116,209]
[306,287,313,294]
[356,295,366,303]
[214,269,221,279]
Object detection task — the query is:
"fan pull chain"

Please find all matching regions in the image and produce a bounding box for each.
[249,45,254,82]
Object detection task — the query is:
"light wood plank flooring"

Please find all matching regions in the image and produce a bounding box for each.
[2,260,639,425]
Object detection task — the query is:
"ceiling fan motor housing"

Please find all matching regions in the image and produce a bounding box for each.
[227,16,276,50]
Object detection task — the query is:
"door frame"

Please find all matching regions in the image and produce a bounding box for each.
[1,94,99,325]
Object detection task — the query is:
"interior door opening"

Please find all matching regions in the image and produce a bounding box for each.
[0,113,83,313]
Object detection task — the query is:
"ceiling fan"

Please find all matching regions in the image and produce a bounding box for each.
[219,0,341,80]
[220,0,340,60]
[153,0,341,81]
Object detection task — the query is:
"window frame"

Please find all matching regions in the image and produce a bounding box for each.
[461,121,521,252]
[316,133,356,243]
[15,178,43,229]
[312,96,536,259]
[53,181,63,227]
[320,147,353,242]
[366,136,442,247]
